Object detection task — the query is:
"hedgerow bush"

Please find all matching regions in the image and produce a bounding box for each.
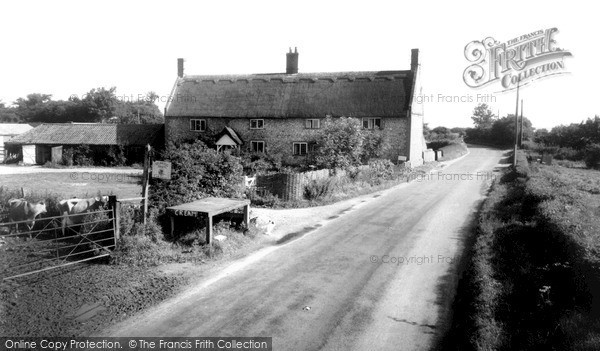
[150,140,243,236]
[367,159,395,185]
[303,178,336,200]
[438,142,468,161]
[584,144,600,169]
[241,151,283,175]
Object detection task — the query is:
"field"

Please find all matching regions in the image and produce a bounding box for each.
[0,167,143,199]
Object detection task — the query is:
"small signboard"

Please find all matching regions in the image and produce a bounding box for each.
[152,160,172,180]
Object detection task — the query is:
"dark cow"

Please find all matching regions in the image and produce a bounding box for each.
[58,196,108,236]
[7,198,48,238]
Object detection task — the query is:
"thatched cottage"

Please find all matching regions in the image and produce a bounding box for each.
[164,48,425,166]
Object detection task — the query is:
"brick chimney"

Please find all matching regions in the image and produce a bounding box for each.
[177,58,184,78]
[286,47,299,74]
[411,49,419,72]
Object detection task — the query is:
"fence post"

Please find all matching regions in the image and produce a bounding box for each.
[108,195,120,248]
[141,144,151,225]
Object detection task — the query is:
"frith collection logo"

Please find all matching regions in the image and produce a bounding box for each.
[463,28,572,91]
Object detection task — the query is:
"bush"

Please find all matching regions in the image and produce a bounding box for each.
[303,178,336,201]
[62,147,74,166]
[246,189,281,207]
[584,144,600,169]
[426,140,451,150]
[554,147,585,161]
[150,140,243,228]
[241,152,283,175]
[73,145,94,166]
[105,145,127,166]
[513,149,530,178]
[438,142,468,161]
[362,129,391,162]
[314,117,364,171]
[367,159,394,185]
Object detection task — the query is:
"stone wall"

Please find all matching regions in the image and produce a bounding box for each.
[165,116,411,164]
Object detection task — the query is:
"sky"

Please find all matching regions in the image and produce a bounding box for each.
[0,0,597,130]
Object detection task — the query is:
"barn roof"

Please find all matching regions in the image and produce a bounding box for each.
[165,71,413,118]
[7,123,164,146]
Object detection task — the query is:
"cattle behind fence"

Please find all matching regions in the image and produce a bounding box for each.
[0,201,119,281]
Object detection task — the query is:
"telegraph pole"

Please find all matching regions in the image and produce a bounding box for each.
[519,99,524,147]
[513,80,520,167]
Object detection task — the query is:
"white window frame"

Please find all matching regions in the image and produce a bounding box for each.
[250,119,264,129]
[293,142,308,156]
[251,140,265,153]
[305,119,321,129]
[190,118,206,132]
[362,117,382,130]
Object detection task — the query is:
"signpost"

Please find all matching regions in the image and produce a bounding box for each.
[152,160,172,180]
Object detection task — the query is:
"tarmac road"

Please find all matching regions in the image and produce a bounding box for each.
[104,146,506,351]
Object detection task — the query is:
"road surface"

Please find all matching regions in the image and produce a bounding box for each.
[104,146,506,351]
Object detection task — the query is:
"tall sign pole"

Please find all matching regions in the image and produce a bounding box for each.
[513,80,520,167]
[519,99,524,147]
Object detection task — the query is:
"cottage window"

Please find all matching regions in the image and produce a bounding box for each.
[250,119,264,129]
[251,141,265,153]
[363,118,382,129]
[293,142,308,156]
[190,119,206,132]
[305,119,321,129]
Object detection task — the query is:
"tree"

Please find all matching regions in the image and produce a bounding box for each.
[423,123,431,140]
[471,103,496,129]
[0,101,20,123]
[488,114,534,146]
[14,93,53,121]
[362,129,391,162]
[150,140,243,215]
[314,117,364,170]
[112,91,164,124]
[450,127,467,137]
[79,87,118,122]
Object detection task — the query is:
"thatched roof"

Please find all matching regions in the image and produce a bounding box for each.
[165,71,413,118]
[7,123,164,146]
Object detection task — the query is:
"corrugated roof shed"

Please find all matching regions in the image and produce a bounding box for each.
[165,71,413,118]
[7,123,164,146]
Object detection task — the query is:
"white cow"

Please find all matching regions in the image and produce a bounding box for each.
[58,196,108,236]
[7,198,48,238]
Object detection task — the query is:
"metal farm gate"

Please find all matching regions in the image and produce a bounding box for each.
[0,199,119,281]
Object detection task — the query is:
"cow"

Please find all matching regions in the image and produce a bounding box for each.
[7,198,48,238]
[58,196,108,236]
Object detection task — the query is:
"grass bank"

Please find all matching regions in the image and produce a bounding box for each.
[445,150,600,350]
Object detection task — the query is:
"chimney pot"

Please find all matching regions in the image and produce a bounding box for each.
[286,47,299,74]
[177,58,184,78]
[410,49,419,72]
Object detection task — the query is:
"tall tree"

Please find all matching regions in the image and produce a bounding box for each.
[471,103,496,129]
[315,117,364,170]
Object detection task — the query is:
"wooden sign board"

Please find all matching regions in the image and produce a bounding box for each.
[152,160,172,180]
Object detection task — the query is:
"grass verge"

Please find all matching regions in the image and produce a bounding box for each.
[445,150,600,350]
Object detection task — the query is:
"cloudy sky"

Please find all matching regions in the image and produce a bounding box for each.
[0,0,597,130]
